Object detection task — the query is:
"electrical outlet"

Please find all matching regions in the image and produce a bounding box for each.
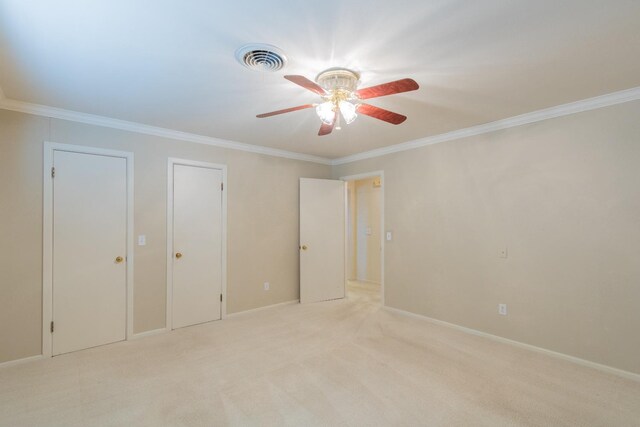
[498,304,507,316]
[263,282,270,291]
[499,247,508,258]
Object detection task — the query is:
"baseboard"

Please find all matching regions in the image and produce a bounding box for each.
[384,306,640,382]
[130,328,168,340]
[227,299,299,318]
[0,354,44,369]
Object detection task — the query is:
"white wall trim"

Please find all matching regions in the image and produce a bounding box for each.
[130,328,168,340]
[227,300,300,318]
[384,306,640,382]
[166,158,228,330]
[340,171,385,306]
[0,354,44,369]
[0,97,331,165]
[3,87,640,167]
[332,86,640,165]
[42,142,135,358]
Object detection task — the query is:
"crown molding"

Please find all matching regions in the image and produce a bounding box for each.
[2,85,639,167]
[0,97,332,165]
[331,86,640,165]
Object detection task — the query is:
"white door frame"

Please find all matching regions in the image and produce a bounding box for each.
[42,142,135,358]
[166,158,228,329]
[340,171,385,306]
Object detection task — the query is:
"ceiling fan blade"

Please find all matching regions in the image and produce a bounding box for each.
[256,104,315,118]
[357,103,407,125]
[284,75,327,96]
[355,78,419,100]
[318,112,337,136]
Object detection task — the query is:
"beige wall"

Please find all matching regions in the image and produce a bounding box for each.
[0,111,47,363]
[0,109,331,363]
[3,100,640,374]
[334,100,640,374]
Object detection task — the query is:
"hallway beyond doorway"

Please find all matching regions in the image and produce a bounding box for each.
[347,280,381,305]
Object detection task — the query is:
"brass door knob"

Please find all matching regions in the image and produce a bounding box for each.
[115,256,124,263]
[300,245,308,251]
[175,252,183,259]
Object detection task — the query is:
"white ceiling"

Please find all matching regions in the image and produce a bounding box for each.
[1,0,639,159]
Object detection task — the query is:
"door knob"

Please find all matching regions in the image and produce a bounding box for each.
[300,245,308,251]
[175,252,183,259]
[115,256,124,263]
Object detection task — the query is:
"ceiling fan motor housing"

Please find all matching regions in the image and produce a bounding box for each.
[315,68,360,94]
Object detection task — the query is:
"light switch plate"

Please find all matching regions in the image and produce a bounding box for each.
[138,235,146,246]
[386,231,392,241]
[263,282,270,291]
[498,304,507,315]
[499,247,508,258]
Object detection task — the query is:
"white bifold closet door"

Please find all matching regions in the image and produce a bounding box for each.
[172,164,223,329]
[52,150,127,356]
[299,178,346,303]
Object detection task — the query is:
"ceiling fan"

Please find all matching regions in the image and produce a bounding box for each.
[256,68,419,136]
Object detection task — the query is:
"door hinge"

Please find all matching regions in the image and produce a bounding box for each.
[50,321,54,333]
[51,167,55,178]
[221,182,224,191]
[220,294,223,302]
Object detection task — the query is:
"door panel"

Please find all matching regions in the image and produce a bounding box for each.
[172,165,223,329]
[300,178,346,303]
[52,151,127,356]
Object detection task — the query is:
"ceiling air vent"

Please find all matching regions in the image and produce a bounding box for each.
[235,44,287,72]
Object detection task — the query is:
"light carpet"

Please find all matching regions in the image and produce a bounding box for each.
[1,281,639,426]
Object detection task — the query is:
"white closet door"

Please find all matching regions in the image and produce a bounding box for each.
[299,178,346,303]
[172,165,223,329]
[52,150,127,356]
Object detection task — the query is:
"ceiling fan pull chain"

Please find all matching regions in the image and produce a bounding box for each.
[335,108,342,130]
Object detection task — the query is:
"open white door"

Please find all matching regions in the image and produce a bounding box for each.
[300,178,346,303]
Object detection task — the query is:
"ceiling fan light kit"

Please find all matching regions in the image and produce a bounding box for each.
[315,68,360,130]
[256,66,419,136]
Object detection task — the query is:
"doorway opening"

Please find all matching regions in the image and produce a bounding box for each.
[342,172,384,305]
